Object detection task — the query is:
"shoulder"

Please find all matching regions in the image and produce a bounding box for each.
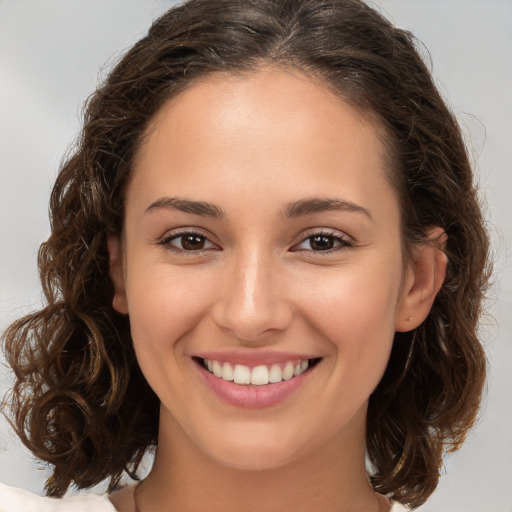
[0,483,117,512]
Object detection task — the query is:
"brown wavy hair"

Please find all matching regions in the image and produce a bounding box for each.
[2,0,490,507]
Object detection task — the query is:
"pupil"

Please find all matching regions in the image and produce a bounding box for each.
[182,235,204,250]
[311,235,333,250]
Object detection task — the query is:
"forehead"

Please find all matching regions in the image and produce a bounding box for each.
[129,67,398,223]
[141,68,385,149]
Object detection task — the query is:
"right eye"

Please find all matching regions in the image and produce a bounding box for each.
[158,231,217,252]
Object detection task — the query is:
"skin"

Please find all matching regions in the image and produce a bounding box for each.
[108,67,446,512]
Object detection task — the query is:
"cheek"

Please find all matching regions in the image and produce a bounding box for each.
[124,266,219,411]
[297,261,402,384]
[300,259,402,335]
[124,263,213,370]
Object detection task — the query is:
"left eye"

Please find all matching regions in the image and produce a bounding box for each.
[161,232,216,251]
[292,233,352,252]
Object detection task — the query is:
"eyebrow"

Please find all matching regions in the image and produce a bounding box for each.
[144,196,372,221]
[145,197,225,218]
[282,198,373,221]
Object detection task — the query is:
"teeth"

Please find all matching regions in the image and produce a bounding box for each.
[233,364,251,384]
[282,362,294,381]
[203,358,311,386]
[251,365,269,386]
[221,362,234,381]
[212,360,223,378]
[269,364,282,383]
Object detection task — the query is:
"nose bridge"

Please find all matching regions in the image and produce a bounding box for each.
[214,244,292,341]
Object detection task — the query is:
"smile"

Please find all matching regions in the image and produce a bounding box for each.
[193,355,321,408]
[202,358,312,385]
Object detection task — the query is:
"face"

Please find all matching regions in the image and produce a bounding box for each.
[109,68,436,471]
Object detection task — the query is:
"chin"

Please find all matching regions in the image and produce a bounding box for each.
[198,426,308,471]
[211,445,299,472]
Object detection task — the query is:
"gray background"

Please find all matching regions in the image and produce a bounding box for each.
[0,1,511,510]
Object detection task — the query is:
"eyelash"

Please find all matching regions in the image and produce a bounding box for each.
[290,230,354,254]
[157,230,217,253]
[157,229,353,255]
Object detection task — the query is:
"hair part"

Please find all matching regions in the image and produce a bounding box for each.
[2,0,490,507]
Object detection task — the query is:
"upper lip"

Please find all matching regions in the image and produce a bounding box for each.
[193,350,320,367]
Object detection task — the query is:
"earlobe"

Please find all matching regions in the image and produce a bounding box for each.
[107,235,129,315]
[395,227,447,332]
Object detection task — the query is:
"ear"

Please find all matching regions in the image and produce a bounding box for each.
[395,227,447,332]
[107,235,129,315]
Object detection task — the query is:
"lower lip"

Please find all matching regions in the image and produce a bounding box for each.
[195,360,315,409]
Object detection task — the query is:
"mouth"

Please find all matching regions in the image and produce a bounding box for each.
[191,351,323,408]
[195,357,321,386]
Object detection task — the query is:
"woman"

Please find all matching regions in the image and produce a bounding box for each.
[0,0,490,511]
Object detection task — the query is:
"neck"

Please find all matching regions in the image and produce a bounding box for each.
[138,406,382,512]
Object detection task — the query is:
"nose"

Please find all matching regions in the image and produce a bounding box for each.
[211,249,293,343]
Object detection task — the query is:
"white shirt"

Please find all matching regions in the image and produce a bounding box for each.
[0,483,409,511]
[0,483,116,512]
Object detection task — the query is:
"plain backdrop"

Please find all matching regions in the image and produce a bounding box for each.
[1,1,511,511]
